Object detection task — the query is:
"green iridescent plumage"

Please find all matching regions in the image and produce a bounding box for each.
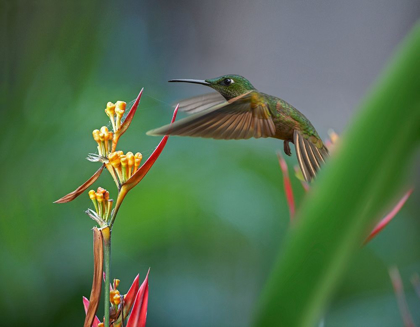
[147,75,328,181]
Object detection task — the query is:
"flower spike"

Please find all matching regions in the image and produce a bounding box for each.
[54,164,105,203]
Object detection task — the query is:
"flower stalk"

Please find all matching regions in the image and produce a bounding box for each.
[102,227,111,327]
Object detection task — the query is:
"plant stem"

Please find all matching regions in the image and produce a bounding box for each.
[102,227,111,327]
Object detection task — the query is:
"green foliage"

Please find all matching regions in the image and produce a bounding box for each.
[254,22,420,327]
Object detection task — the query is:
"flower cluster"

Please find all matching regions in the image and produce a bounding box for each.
[83,272,149,327]
[88,188,113,224]
[108,151,143,184]
[55,89,179,226]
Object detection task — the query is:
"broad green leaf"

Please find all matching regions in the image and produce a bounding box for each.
[254,22,420,327]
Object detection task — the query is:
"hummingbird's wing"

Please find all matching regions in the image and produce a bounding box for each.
[147,91,276,139]
[294,130,329,182]
[178,92,226,114]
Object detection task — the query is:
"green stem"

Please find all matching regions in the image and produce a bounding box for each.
[103,228,111,327]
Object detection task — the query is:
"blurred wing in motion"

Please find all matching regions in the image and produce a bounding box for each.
[148,91,276,140]
[294,130,329,182]
[178,92,226,114]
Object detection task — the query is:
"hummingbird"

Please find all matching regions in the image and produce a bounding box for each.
[147,75,328,182]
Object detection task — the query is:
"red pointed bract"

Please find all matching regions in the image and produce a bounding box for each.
[277,152,295,220]
[54,164,105,203]
[112,89,144,152]
[82,297,101,327]
[123,274,140,318]
[127,270,150,327]
[123,105,179,192]
[364,189,413,244]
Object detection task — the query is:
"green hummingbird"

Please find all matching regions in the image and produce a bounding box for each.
[147,75,328,181]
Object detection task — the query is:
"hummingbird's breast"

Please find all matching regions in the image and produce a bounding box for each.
[265,96,300,142]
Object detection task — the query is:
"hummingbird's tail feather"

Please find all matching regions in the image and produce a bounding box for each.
[294,130,328,182]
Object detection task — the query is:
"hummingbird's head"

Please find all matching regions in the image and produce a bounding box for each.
[169,75,256,100]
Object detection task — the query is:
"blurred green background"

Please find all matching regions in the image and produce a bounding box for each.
[1,1,419,326]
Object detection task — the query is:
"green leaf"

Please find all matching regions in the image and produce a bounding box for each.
[254,22,420,327]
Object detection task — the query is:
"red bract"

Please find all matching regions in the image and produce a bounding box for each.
[111,89,144,152]
[54,165,105,203]
[277,152,295,220]
[364,189,413,244]
[127,270,150,327]
[82,297,101,327]
[82,272,150,327]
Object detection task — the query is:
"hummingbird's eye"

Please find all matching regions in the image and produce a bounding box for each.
[222,78,234,86]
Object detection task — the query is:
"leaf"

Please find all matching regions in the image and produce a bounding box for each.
[54,164,105,203]
[254,22,420,327]
[84,227,104,327]
[126,270,150,327]
[364,188,413,244]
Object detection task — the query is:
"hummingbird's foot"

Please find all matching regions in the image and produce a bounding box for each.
[283,141,292,156]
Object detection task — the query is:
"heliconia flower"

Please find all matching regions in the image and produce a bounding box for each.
[278,132,413,244]
[83,272,149,327]
[54,90,179,206]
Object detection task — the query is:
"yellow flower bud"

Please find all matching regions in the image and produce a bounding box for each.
[134,152,143,170]
[97,187,106,195]
[96,192,104,202]
[106,102,116,115]
[114,279,120,288]
[113,294,121,305]
[88,190,96,200]
[115,101,126,116]
[92,129,101,143]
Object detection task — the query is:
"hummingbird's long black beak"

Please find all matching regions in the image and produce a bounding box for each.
[168,79,210,86]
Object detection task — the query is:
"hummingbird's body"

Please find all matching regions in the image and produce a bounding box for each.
[148,75,328,181]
